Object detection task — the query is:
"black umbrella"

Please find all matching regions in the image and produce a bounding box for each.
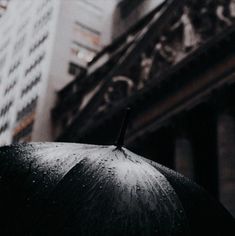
[0,142,234,236]
[0,113,234,235]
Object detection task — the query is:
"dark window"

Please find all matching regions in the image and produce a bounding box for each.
[0,122,9,135]
[25,52,45,76]
[75,21,101,36]
[21,73,41,97]
[16,96,38,122]
[4,80,17,95]
[119,0,142,18]
[8,59,21,75]
[33,7,53,33]
[68,62,86,76]
[0,100,13,117]
[13,121,34,143]
[29,32,49,55]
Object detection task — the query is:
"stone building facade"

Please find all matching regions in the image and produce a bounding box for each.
[52,0,235,217]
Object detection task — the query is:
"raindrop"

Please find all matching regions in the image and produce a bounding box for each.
[99,185,103,189]
[32,180,36,184]
[82,184,86,188]
[136,186,141,191]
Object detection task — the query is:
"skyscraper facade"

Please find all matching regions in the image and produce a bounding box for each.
[0,0,113,145]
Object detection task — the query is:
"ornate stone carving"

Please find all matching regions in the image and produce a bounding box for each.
[56,0,235,126]
[91,0,235,115]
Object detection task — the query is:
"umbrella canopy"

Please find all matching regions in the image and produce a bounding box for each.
[0,142,234,236]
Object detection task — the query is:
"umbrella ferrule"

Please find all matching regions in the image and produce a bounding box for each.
[115,107,130,149]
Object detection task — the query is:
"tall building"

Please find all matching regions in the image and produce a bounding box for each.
[0,0,62,145]
[0,0,113,145]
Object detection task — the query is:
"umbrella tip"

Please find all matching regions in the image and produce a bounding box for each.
[115,107,130,149]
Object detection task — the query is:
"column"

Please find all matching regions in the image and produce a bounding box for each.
[175,136,194,179]
[217,112,235,217]
[189,105,219,197]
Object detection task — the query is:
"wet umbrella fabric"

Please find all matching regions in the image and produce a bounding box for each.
[0,142,234,235]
